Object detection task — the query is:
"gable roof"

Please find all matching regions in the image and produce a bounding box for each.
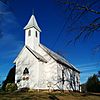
[40,44,80,73]
[13,46,25,63]
[24,15,41,32]
[25,46,47,63]
[14,45,47,63]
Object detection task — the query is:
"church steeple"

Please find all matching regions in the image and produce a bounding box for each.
[24,14,41,32]
[24,13,41,50]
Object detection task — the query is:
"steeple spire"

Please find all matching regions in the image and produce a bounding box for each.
[24,13,41,50]
[24,13,41,32]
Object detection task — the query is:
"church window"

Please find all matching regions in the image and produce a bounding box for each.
[36,31,38,38]
[17,79,21,83]
[62,69,64,84]
[76,76,79,84]
[28,30,31,36]
[23,68,29,75]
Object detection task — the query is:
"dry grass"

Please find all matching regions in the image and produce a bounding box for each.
[0,91,100,100]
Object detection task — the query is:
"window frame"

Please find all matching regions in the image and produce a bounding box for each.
[23,68,29,75]
[36,31,38,38]
[28,30,31,36]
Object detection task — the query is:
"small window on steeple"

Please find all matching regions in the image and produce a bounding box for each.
[28,30,31,36]
[36,31,38,38]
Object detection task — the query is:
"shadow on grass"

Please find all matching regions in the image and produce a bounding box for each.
[81,92,100,97]
[48,94,59,100]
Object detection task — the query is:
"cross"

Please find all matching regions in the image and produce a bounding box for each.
[32,9,34,15]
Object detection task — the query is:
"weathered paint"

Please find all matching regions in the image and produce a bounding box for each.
[14,14,80,91]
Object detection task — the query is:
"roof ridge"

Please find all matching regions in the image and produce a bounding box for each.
[24,15,41,32]
[25,45,47,63]
[40,44,80,73]
[40,43,68,62]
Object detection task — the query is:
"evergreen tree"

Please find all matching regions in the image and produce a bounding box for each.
[86,74,100,92]
[2,65,15,91]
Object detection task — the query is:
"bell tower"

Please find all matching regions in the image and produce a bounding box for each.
[24,14,41,50]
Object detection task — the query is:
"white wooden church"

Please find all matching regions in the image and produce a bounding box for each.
[14,13,80,91]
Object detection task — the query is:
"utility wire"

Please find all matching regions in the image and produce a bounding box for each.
[81,68,99,73]
[77,62,100,68]
[51,3,77,49]
[51,19,67,49]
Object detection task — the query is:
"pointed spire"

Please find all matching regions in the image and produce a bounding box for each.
[24,12,41,32]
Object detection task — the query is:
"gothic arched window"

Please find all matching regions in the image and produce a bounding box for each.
[28,30,31,36]
[23,68,29,75]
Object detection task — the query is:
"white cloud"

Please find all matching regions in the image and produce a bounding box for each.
[0,1,24,79]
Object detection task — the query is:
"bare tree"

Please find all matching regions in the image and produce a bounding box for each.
[55,0,100,45]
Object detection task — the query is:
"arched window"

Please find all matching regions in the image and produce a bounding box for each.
[28,30,31,36]
[23,68,29,75]
[36,31,38,38]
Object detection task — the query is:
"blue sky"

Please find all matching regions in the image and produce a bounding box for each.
[0,0,100,84]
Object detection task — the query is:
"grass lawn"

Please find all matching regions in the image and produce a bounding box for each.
[0,91,100,100]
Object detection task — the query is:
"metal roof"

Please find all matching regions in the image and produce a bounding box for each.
[24,15,41,32]
[14,45,47,63]
[25,45,47,63]
[40,44,80,73]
